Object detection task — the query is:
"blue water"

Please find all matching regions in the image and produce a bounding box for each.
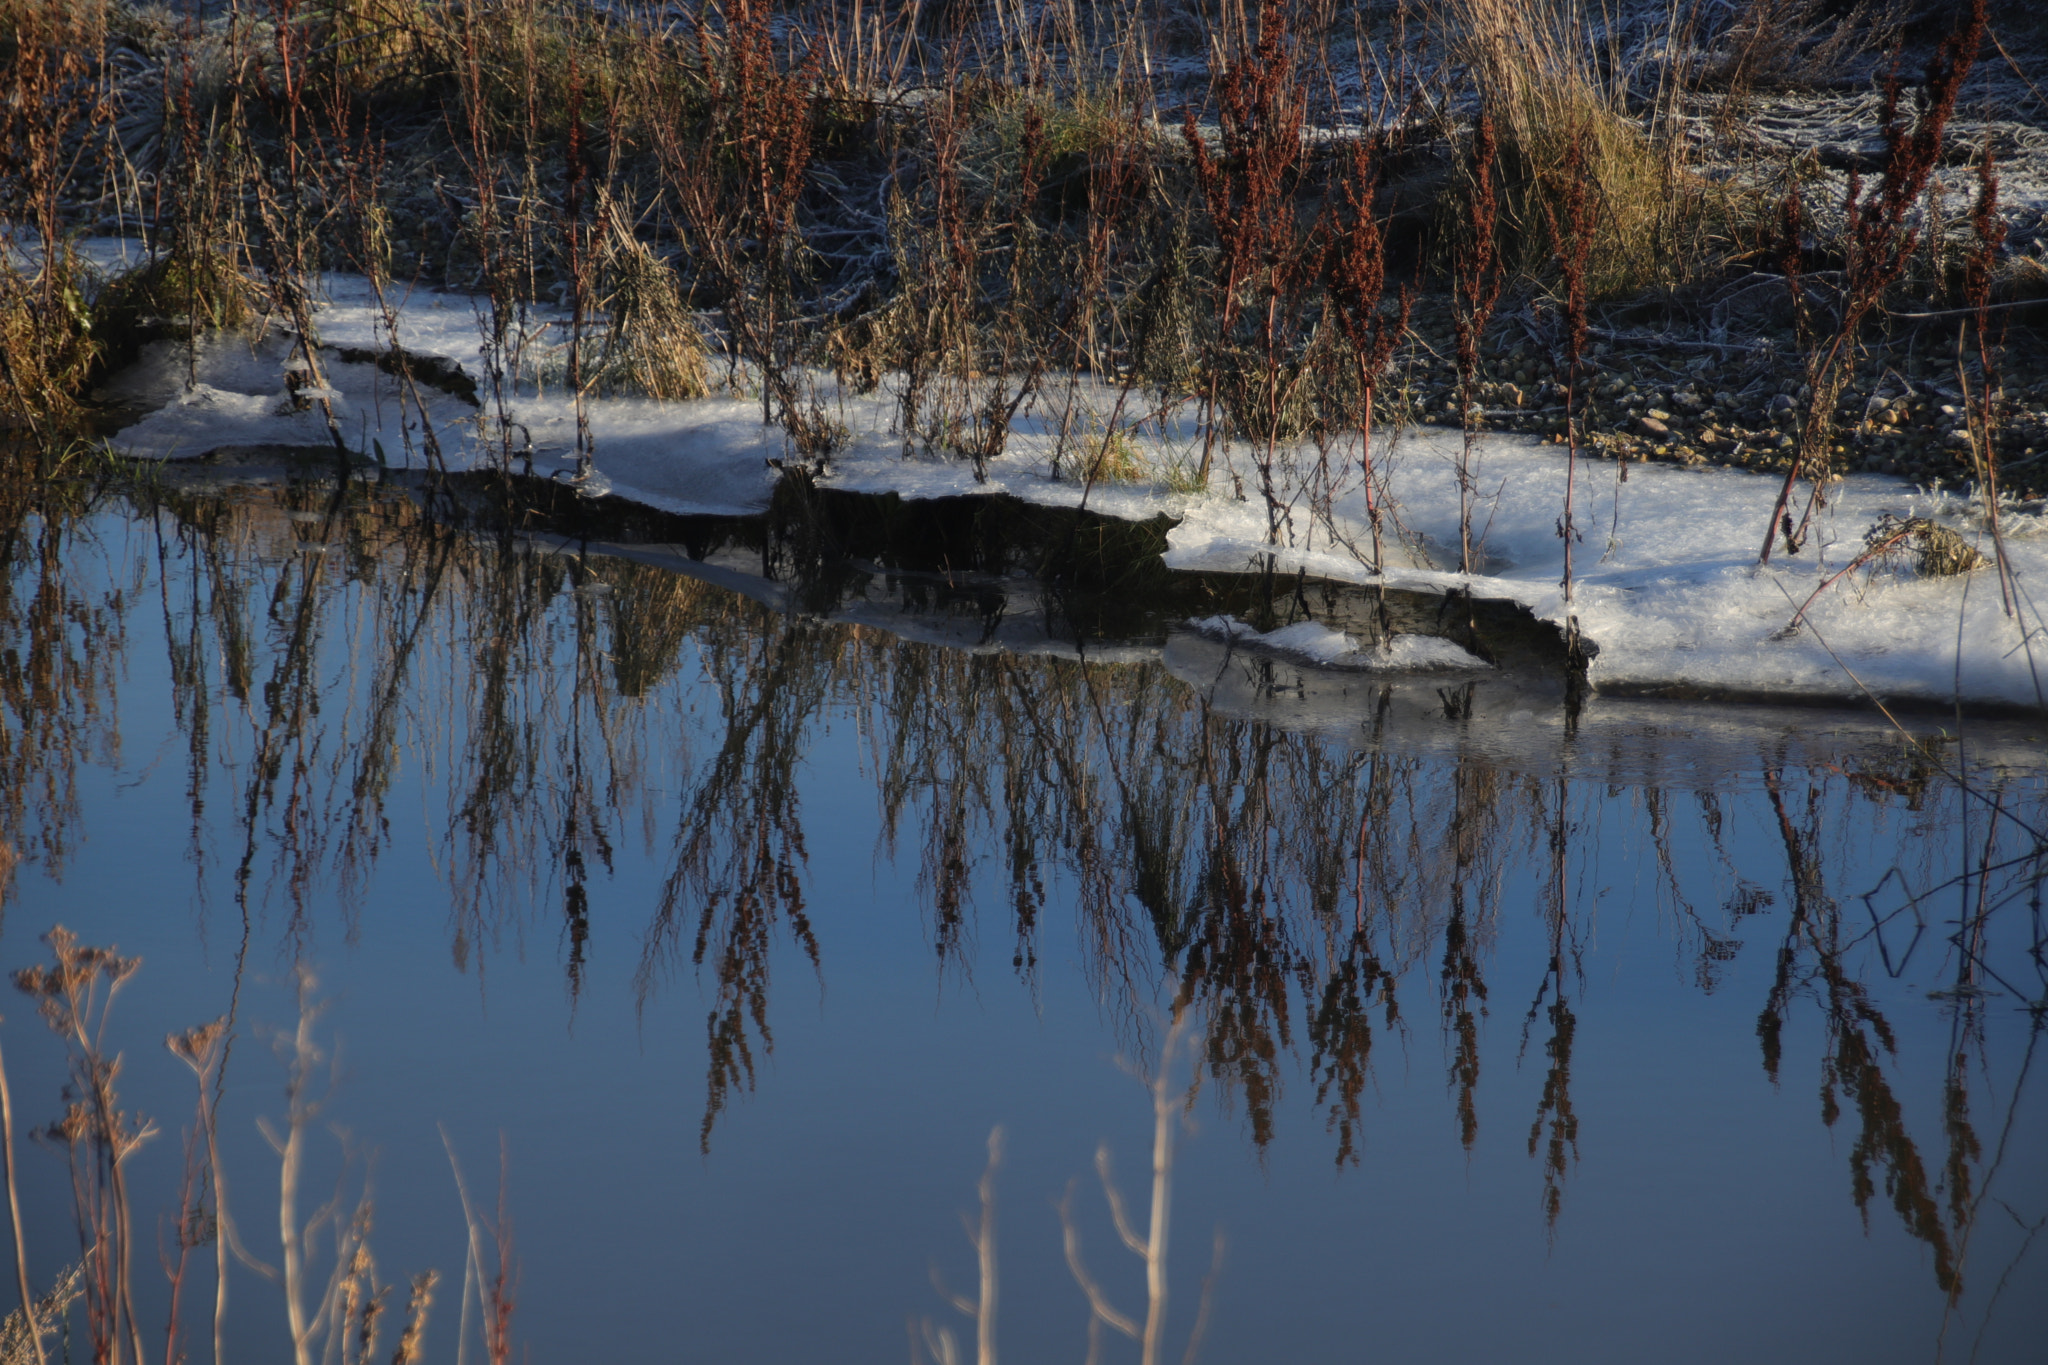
[1,480,2042,1364]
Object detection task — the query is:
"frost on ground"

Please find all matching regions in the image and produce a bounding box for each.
[94,260,2048,713]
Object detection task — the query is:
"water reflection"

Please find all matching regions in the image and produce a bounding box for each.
[0,469,2043,1358]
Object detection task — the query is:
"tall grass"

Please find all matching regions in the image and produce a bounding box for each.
[0,0,113,437]
[1183,0,1323,542]
[1759,0,1987,565]
[1328,137,1412,580]
[1450,109,1503,575]
[0,0,2025,613]
[650,0,833,460]
[1440,0,1725,296]
[1541,118,1596,666]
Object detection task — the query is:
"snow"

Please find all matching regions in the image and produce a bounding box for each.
[1188,615,1491,672]
[85,253,2048,713]
[1163,425,2048,712]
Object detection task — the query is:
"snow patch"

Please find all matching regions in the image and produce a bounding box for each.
[1189,616,1491,672]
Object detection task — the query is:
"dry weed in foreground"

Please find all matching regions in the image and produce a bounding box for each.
[1,933,442,1365]
[0,1019,47,1365]
[11,929,153,1365]
[12,927,152,1365]
[919,1126,1002,1365]
[1059,1004,1223,1365]
[442,1126,518,1365]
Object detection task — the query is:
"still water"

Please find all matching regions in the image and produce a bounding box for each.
[1,472,2042,1364]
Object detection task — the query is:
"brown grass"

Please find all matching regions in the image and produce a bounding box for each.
[1761,0,1988,564]
[1439,0,1738,298]
[0,0,2019,545]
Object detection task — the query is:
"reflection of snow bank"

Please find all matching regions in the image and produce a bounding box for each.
[91,254,2048,712]
[1189,616,1490,672]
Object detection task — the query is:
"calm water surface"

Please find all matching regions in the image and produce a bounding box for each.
[1,475,2043,1364]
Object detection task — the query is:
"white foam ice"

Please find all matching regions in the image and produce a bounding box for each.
[88,256,2048,712]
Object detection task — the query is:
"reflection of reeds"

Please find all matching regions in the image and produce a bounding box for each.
[1755,766,1962,1293]
[4,466,2040,1288]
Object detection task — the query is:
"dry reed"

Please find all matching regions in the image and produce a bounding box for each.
[1760,0,1988,565]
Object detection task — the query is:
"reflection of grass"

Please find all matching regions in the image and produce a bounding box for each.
[0,459,2040,1339]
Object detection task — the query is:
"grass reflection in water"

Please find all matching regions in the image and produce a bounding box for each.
[0,467,2042,1363]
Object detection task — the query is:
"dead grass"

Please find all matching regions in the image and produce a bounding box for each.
[1080,424,1147,485]
[1993,254,2048,304]
[93,246,257,338]
[591,198,713,401]
[0,0,2026,536]
[0,252,100,435]
[1438,0,1742,298]
[1905,518,1988,577]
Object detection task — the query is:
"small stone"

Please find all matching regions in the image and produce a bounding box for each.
[1647,408,1673,422]
[1638,416,1671,437]
[1768,394,1796,416]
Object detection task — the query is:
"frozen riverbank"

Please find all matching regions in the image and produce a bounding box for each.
[95,263,2046,714]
